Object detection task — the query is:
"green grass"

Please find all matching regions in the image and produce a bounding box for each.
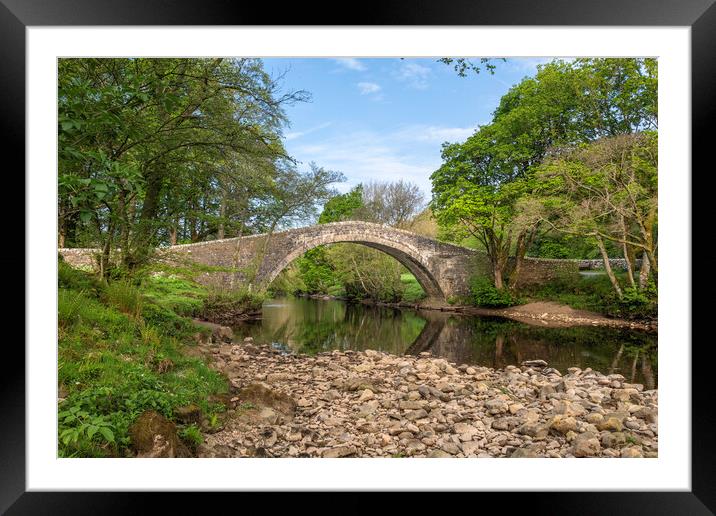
[57,260,228,458]
[140,273,206,316]
[400,273,426,303]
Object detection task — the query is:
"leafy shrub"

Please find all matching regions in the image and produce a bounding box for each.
[58,288,88,328]
[141,302,193,337]
[125,389,175,418]
[179,424,204,451]
[536,241,571,259]
[602,283,658,319]
[58,259,102,294]
[470,276,519,307]
[58,404,116,456]
[201,287,265,325]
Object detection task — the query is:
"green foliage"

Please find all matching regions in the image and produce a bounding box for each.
[400,273,427,303]
[58,258,102,294]
[103,280,143,318]
[295,246,338,295]
[522,271,657,319]
[318,185,364,223]
[140,273,205,316]
[58,58,342,270]
[57,261,228,457]
[58,289,89,328]
[607,283,658,319]
[179,424,204,450]
[58,403,116,457]
[431,58,658,290]
[201,287,265,325]
[470,276,520,307]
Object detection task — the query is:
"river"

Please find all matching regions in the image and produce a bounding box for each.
[233,296,657,388]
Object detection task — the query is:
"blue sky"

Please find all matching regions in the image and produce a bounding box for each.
[263,57,552,199]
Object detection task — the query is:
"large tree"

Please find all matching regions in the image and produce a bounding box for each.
[533,132,658,296]
[431,58,657,290]
[58,58,310,274]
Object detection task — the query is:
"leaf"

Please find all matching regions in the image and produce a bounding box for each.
[99,427,114,443]
[87,425,98,439]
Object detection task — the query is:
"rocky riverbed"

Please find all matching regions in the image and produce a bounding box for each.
[190,330,658,458]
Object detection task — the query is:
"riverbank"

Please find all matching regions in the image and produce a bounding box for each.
[297,293,657,333]
[194,339,658,458]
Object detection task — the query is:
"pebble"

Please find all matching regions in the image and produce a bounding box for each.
[194,343,658,459]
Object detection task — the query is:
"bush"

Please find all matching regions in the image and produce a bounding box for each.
[59,259,102,295]
[201,287,265,325]
[57,262,229,458]
[602,283,658,319]
[58,288,89,328]
[140,273,205,316]
[103,280,143,318]
[179,424,204,451]
[470,276,519,308]
[141,302,194,338]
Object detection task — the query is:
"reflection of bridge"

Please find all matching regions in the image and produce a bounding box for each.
[59,221,581,302]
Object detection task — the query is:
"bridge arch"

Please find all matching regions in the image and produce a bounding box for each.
[259,229,446,299]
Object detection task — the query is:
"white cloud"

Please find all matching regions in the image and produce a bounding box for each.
[334,58,367,71]
[357,82,382,95]
[284,122,332,141]
[393,124,479,144]
[395,62,432,89]
[290,129,443,196]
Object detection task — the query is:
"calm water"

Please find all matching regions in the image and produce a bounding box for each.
[234,297,657,388]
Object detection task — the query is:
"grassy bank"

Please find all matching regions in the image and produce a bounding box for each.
[57,258,262,457]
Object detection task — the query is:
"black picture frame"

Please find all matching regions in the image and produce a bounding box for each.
[3,0,712,512]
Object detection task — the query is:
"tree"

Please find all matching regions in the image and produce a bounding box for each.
[533,132,658,296]
[361,180,425,228]
[58,58,309,274]
[437,58,504,77]
[318,185,364,224]
[430,58,657,290]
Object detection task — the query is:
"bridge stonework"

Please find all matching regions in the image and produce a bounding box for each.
[60,221,597,302]
[159,221,484,301]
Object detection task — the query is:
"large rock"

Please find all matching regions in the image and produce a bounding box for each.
[342,376,379,392]
[509,447,539,458]
[322,446,357,458]
[174,404,202,425]
[237,383,296,422]
[192,319,234,343]
[549,415,578,435]
[571,432,601,457]
[129,410,181,458]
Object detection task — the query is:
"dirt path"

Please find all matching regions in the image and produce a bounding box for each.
[449,301,656,332]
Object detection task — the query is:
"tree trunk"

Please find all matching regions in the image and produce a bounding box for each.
[217,194,226,240]
[132,169,163,267]
[493,267,504,290]
[638,251,651,289]
[596,235,622,298]
[509,225,538,292]
[169,220,178,246]
[621,217,636,288]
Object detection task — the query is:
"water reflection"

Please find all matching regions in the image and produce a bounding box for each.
[234,297,657,387]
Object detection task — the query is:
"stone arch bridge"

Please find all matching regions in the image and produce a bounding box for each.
[59,221,584,302]
[163,221,480,301]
